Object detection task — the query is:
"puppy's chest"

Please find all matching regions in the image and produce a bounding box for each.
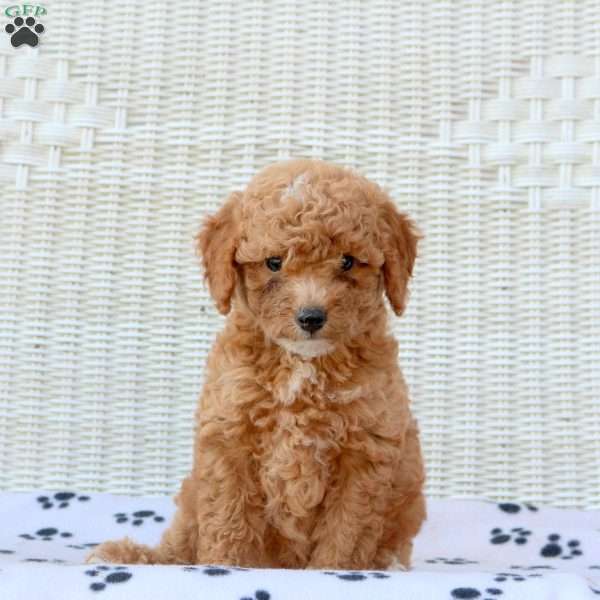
[256,365,358,523]
[263,362,351,463]
[273,361,322,407]
[269,360,363,407]
[258,406,344,525]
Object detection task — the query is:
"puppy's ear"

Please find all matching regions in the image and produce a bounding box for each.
[197,192,242,315]
[380,200,421,316]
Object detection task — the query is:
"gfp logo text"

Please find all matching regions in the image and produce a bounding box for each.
[4,4,46,17]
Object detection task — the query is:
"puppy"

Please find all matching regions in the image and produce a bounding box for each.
[88,158,426,570]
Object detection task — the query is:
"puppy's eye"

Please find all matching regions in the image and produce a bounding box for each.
[341,255,354,271]
[265,257,282,272]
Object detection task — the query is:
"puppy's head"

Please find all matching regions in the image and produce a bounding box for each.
[198,159,420,358]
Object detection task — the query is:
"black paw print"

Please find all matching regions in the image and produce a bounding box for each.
[494,572,543,583]
[19,527,73,541]
[425,557,479,566]
[240,591,270,600]
[184,565,249,574]
[85,565,132,592]
[540,534,582,559]
[23,557,66,563]
[509,564,555,571]
[497,502,538,514]
[323,571,390,581]
[4,16,44,47]
[490,527,532,545]
[67,542,99,550]
[37,492,90,509]
[451,587,503,599]
[183,566,231,575]
[113,510,165,526]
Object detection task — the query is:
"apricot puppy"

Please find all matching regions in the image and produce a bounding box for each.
[88,159,426,570]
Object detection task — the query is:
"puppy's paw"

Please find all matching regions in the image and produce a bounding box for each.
[387,556,408,571]
[86,538,161,565]
[85,553,104,564]
[85,539,131,564]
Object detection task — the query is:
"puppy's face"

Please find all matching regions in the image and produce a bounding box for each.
[198,160,420,358]
[238,236,382,358]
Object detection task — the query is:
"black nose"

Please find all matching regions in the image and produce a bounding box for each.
[296,307,327,333]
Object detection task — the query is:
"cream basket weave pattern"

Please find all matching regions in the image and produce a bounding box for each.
[1,1,599,508]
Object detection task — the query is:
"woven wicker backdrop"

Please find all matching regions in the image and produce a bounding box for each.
[0,1,599,508]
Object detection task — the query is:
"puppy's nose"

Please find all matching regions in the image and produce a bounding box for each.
[296,307,327,333]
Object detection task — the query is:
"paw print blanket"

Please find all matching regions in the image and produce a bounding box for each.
[0,492,598,599]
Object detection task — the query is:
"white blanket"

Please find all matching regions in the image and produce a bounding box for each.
[0,491,598,599]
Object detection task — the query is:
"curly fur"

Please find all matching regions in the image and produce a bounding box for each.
[88,159,426,570]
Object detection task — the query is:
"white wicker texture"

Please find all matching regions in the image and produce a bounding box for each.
[0,1,599,507]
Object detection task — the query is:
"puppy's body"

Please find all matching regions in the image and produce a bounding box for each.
[89,159,426,570]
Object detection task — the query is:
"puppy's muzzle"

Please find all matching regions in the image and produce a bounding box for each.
[296,307,327,333]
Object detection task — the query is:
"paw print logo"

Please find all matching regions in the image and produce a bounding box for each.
[113,510,165,526]
[85,565,132,592]
[5,16,44,47]
[540,534,582,559]
[490,527,532,545]
[37,492,90,509]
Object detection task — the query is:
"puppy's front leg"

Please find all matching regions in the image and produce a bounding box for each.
[192,427,268,567]
[307,450,394,570]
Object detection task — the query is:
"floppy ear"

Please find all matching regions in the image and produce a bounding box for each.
[380,200,421,316]
[197,192,242,315]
